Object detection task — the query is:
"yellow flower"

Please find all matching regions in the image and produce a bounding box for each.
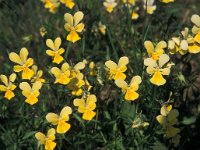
[68,72,85,96]
[144,41,166,60]
[46,37,65,64]
[122,0,135,6]
[69,61,85,78]
[19,81,42,105]
[31,65,45,83]
[51,63,71,85]
[40,26,47,37]
[115,76,141,101]
[89,61,96,76]
[9,48,34,80]
[46,106,72,134]
[143,0,156,15]
[160,0,174,3]
[64,11,84,43]
[131,11,139,20]
[60,0,75,9]
[0,73,16,100]
[168,37,188,55]
[156,105,180,138]
[105,56,129,80]
[73,94,97,121]
[191,14,200,35]
[181,27,200,53]
[144,54,173,86]
[103,0,117,13]
[98,22,106,35]
[35,128,56,150]
[42,0,60,13]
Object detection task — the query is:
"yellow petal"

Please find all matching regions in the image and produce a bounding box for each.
[67,31,81,43]
[9,73,16,82]
[125,89,139,101]
[5,90,15,100]
[47,128,56,140]
[188,43,200,53]
[82,110,96,120]
[25,58,34,67]
[20,48,28,63]
[105,60,117,69]
[0,75,8,86]
[53,54,64,64]
[75,23,84,33]
[118,56,129,67]
[74,62,85,70]
[32,82,42,91]
[191,14,200,28]
[25,96,38,105]
[9,52,22,65]
[146,66,156,75]
[46,39,55,50]
[150,71,166,86]
[46,50,55,56]
[166,125,180,138]
[60,106,72,121]
[57,121,71,134]
[115,79,127,89]
[144,41,154,56]
[0,85,7,91]
[64,23,72,32]
[55,37,61,50]
[19,82,31,91]
[114,72,126,80]
[73,98,85,107]
[45,140,56,150]
[86,94,97,104]
[155,41,167,52]
[64,13,73,26]
[46,113,59,125]
[160,105,172,116]
[74,11,84,26]
[130,75,142,86]
[13,65,24,72]
[22,68,34,80]
[158,54,169,68]
[194,31,200,43]
[156,115,167,127]
[35,132,46,144]
[51,67,61,76]
[144,58,157,67]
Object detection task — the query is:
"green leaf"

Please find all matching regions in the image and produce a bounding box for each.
[182,116,196,125]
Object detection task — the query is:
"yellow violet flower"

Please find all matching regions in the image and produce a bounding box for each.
[122,0,135,6]
[103,0,117,13]
[98,22,106,35]
[46,37,65,64]
[69,61,85,78]
[64,11,84,43]
[51,63,71,85]
[89,61,96,76]
[9,48,34,80]
[105,56,129,80]
[191,14,200,35]
[35,128,56,150]
[144,54,173,86]
[160,0,174,3]
[19,81,42,105]
[73,94,97,121]
[46,106,72,134]
[115,76,141,101]
[0,73,16,100]
[31,65,45,83]
[143,0,156,15]
[156,105,180,138]
[68,72,85,96]
[168,37,188,55]
[144,41,166,60]
[42,0,60,13]
[60,0,75,9]
[131,10,139,20]
[181,27,200,53]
